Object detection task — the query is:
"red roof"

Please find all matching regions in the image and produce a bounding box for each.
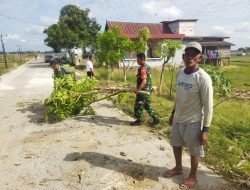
[105,21,185,39]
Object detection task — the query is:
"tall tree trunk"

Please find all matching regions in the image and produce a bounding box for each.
[169,70,174,99]
[122,61,130,82]
[69,50,75,66]
[158,57,170,94]
[107,67,111,83]
[159,66,165,94]
[169,58,176,99]
[68,49,74,66]
[107,67,113,83]
[123,68,127,82]
[122,61,127,82]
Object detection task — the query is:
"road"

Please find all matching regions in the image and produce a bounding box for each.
[0,58,233,190]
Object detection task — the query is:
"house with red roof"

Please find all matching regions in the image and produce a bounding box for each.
[105,19,234,66]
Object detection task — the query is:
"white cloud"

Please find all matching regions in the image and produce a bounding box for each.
[210,26,233,36]
[25,25,45,34]
[234,22,250,33]
[40,15,58,26]
[29,39,44,45]
[5,34,27,43]
[141,0,182,18]
[20,39,27,43]
[6,34,21,40]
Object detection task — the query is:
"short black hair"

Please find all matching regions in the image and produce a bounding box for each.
[89,55,93,59]
[137,52,146,60]
[50,60,59,65]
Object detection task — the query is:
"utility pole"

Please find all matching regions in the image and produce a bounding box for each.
[0,34,8,68]
[16,44,23,62]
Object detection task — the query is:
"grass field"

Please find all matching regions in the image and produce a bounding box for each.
[222,56,250,89]
[94,55,250,182]
[0,54,34,76]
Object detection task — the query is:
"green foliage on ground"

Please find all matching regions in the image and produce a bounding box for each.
[94,56,250,181]
[206,99,250,179]
[44,75,98,122]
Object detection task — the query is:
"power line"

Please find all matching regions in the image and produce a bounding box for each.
[0,14,49,27]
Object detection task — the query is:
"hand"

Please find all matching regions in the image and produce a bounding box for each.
[168,113,174,126]
[200,132,208,145]
[132,88,139,94]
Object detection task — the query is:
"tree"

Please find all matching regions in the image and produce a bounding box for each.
[135,27,150,54]
[157,40,182,94]
[44,24,63,53]
[122,27,150,82]
[95,25,133,81]
[44,4,101,55]
[95,26,151,82]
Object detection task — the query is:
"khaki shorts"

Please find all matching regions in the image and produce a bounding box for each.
[170,122,205,157]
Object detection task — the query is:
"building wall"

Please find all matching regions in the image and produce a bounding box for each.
[179,21,196,36]
[218,46,231,58]
[122,40,184,68]
[168,21,196,36]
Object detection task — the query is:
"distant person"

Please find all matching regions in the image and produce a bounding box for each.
[86,55,94,78]
[130,52,160,128]
[165,42,213,189]
[50,60,75,79]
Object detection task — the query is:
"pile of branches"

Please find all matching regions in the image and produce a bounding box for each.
[44,75,148,122]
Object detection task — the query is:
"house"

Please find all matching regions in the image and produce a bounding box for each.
[105,19,234,67]
[184,36,234,65]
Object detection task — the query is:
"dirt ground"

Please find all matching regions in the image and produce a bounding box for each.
[0,58,235,190]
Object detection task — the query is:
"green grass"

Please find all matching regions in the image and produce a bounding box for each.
[0,54,33,76]
[207,99,250,178]
[222,56,250,89]
[94,56,250,181]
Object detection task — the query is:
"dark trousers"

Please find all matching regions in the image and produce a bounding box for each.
[134,94,157,121]
[87,71,94,78]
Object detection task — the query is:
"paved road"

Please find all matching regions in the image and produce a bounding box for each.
[0,58,232,190]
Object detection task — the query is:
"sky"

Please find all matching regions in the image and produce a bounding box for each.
[0,0,249,52]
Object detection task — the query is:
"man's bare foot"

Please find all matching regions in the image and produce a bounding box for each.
[179,177,197,189]
[164,167,183,178]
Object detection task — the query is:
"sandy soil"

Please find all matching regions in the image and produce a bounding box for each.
[0,58,234,190]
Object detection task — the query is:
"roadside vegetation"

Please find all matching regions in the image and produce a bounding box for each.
[0,54,34,76]
[94,55,250,184]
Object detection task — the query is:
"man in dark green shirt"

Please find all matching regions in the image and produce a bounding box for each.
[51,61,75,79]
[130,53,160,128]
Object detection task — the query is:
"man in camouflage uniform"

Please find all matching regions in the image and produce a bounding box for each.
[50,60,75,79]
[130,53,160,127]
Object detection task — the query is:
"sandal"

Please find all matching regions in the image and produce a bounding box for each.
[164,168,183,178]
[179,178,197,189]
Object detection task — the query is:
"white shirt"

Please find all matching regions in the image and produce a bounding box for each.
[86,60,93,72]
[174,68,213,127]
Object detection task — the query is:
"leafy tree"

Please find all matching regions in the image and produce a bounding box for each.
[95,25,133,81]
[44,24,63,53]
[44,4,101,56]
[95,26,151,82]
[157,40,183,94]
[135,27,151,54]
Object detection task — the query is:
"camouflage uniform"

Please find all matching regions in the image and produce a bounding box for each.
[134,64,157,121]
[54,66,74,79]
